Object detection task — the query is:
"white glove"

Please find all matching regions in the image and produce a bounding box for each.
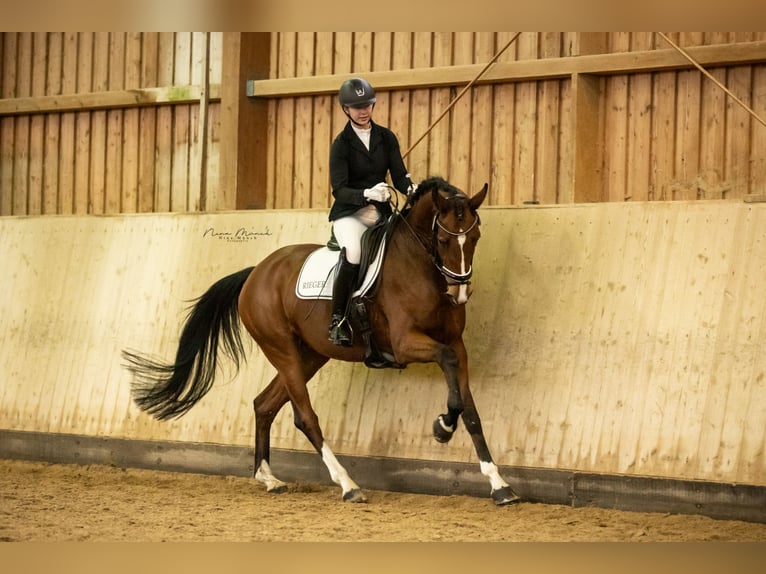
[407,181,418,195]
[363,182,390,203]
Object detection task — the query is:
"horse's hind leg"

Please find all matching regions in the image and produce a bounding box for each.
[285,375,367,503]
[255,341,365,502]
[253,377,290,493]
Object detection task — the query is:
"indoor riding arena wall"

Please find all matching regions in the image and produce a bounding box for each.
[1,201,765,521]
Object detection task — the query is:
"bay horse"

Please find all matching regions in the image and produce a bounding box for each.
[123,176,519,506]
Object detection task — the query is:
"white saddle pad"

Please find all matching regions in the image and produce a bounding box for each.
[295,241,386,300]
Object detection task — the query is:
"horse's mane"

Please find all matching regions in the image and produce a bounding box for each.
[410,176,463,203]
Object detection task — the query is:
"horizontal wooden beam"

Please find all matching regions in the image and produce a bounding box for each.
[247,40,766,98]
[0,84,222,117]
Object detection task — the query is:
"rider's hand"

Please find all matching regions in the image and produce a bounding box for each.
[363,182,390,203]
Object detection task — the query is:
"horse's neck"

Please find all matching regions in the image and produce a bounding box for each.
[388,203,435,273]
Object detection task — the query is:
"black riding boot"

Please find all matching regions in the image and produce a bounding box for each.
[328,250,359,347]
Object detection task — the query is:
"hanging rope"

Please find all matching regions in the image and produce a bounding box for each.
[402,32,522,159]
[656,32,766,129]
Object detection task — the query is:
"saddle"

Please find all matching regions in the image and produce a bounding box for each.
[295,217,405,369]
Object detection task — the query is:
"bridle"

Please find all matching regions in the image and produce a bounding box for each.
[396,195,480,287]
[431,212,479,285]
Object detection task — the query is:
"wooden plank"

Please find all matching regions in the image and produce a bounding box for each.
[387,32,412,185]
[73,33,93,213]
[329,32,353,181]
[138,33,158,213]
[651,70,677,200]
[750,65,766,194]
[469,33,494,196]
[11,34,31,215]
[511,85,536,203]
[0,84,223,116]
[293,32,314,209]
[536,33,563,204]
[27,33,47,215]
[42,33,62,215]
[87,33,109,215]
[58,33,78,213]
[725,65,753,198]
[247,40,766,98]
[172,34,192,211]
[448,33,473,191]
[104,33,126,214]
[0,116,13,215]
[208,33,223,85]
[557,77,574,204]
[353,32,373,73]
[625,33,653,202]
[311,33,333,208]
[153,33,175,212]
[674,66,702,198]
[121,32,142,214]
[698,64,727,199]
[189,33,209,211]
[370,32,392,128]
[490,81,513,205]
[0,34,16,215]
[604,82,629,201]
[273,32,296,209]
[427,33,453,181]
[1,33,18,98]
[407,32,432,180]
[604,36,631,203]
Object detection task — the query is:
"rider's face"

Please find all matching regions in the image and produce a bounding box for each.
[345,104,373,128]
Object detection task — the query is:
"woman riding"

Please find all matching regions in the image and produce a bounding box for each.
[328,77,414,346]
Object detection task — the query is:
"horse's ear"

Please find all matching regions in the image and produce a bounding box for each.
[470,183,489,210]
[431,186,451,212]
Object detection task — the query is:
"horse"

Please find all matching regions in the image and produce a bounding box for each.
[122,176,519,506]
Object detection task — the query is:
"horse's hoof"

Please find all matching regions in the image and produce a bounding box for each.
[432,415,455,443]
[342,488,368,503]
[491,486,521,506]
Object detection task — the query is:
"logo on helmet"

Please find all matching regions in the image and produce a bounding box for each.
[355,87,365,97]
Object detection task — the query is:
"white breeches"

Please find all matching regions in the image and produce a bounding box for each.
[332,205,381,264]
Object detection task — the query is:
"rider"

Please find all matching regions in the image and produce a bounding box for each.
[327,77,414,346]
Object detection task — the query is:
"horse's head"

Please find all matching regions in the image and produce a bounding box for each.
[412,177,488,305]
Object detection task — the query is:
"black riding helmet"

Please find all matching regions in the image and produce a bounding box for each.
[338,78,376,109]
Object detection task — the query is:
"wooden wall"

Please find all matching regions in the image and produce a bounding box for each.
[0,32,222,215]
[1,204,764,486]
[258,32,766,208]
[2,32,766,215]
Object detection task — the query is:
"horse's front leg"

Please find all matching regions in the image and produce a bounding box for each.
[439,340,520,506]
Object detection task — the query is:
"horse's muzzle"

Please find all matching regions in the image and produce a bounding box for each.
[446,281,473,305]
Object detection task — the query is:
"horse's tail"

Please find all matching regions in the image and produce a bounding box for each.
[122,266,255,421]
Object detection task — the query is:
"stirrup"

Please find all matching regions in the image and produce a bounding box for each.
[329,315,353,346]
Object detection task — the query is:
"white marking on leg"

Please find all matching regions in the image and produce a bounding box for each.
[255,460,288,492]
[438,415,456,433]
[321,443,361,495]
[480,461,510,491]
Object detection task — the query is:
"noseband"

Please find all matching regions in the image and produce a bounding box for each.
[431,213,479,284]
